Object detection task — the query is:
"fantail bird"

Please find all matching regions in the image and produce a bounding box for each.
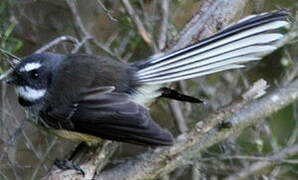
[6,11,289,146]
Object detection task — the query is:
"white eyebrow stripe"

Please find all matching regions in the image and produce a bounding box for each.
[20,62,42,72]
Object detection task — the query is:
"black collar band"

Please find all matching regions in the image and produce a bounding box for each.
[18,97,35,107]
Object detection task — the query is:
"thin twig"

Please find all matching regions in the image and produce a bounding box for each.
[169,101,188,133]
[0,118,28,163]
[90,38,121,60]
[7,155,21,180]
[197,153,298,164]
[71,36,93,54]
[158,0,169,50]
[0,68,13,81]
[224,144,298,180]
[121,0,153,48]
[66,0,120,60]
[0,48,21,62]
[179,81,193,117]
[95,0,118,22]
[34,36,80,54]
[264,123,280,153]
[30,137,57,180]
[66,0,92,54]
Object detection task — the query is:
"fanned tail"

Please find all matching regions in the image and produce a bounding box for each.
[133,11,289,85]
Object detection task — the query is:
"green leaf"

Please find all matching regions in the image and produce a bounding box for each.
[3,23,16,42]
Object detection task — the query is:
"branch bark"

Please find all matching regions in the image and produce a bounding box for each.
[166,0,248,51]
[42,141,119,180]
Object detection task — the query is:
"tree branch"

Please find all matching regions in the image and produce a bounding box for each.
[42,141,119,180]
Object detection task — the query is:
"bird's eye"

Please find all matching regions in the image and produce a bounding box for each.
[30,70,39,79]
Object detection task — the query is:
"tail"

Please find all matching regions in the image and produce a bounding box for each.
[133,11,289,85]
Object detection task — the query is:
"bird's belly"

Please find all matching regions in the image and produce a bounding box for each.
[47,128,101,146]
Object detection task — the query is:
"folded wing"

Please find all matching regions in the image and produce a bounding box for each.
[40,86,173,146]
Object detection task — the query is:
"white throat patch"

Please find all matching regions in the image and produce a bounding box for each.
[15,86,46,101]
[20,62,42,72]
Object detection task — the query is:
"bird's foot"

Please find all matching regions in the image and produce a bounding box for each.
[67,142,88,160]
[54,159,85,177]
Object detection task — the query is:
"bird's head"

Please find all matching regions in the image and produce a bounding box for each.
[7,52,64,106]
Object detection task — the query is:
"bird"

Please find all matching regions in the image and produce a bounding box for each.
[6,11,289,146]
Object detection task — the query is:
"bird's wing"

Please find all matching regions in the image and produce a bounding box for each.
[40,86,173,146]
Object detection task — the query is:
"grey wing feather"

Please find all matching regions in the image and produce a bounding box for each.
[40,86,173,146]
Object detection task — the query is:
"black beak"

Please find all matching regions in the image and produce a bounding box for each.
[6,76,17,84]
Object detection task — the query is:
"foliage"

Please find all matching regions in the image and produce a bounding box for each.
[0,1,22,73]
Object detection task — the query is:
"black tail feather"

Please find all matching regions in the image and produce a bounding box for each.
[160,87,203,103]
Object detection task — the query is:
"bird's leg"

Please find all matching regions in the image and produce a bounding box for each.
[54,158,85,176]
[68,142,89,160]
[54,142,89,176]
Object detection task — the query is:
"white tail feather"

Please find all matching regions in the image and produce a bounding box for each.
[142,65,245,84]
[134,11,289,85]
[138,34,282,78]
[139,56,261,80]
[138,21,288,74]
